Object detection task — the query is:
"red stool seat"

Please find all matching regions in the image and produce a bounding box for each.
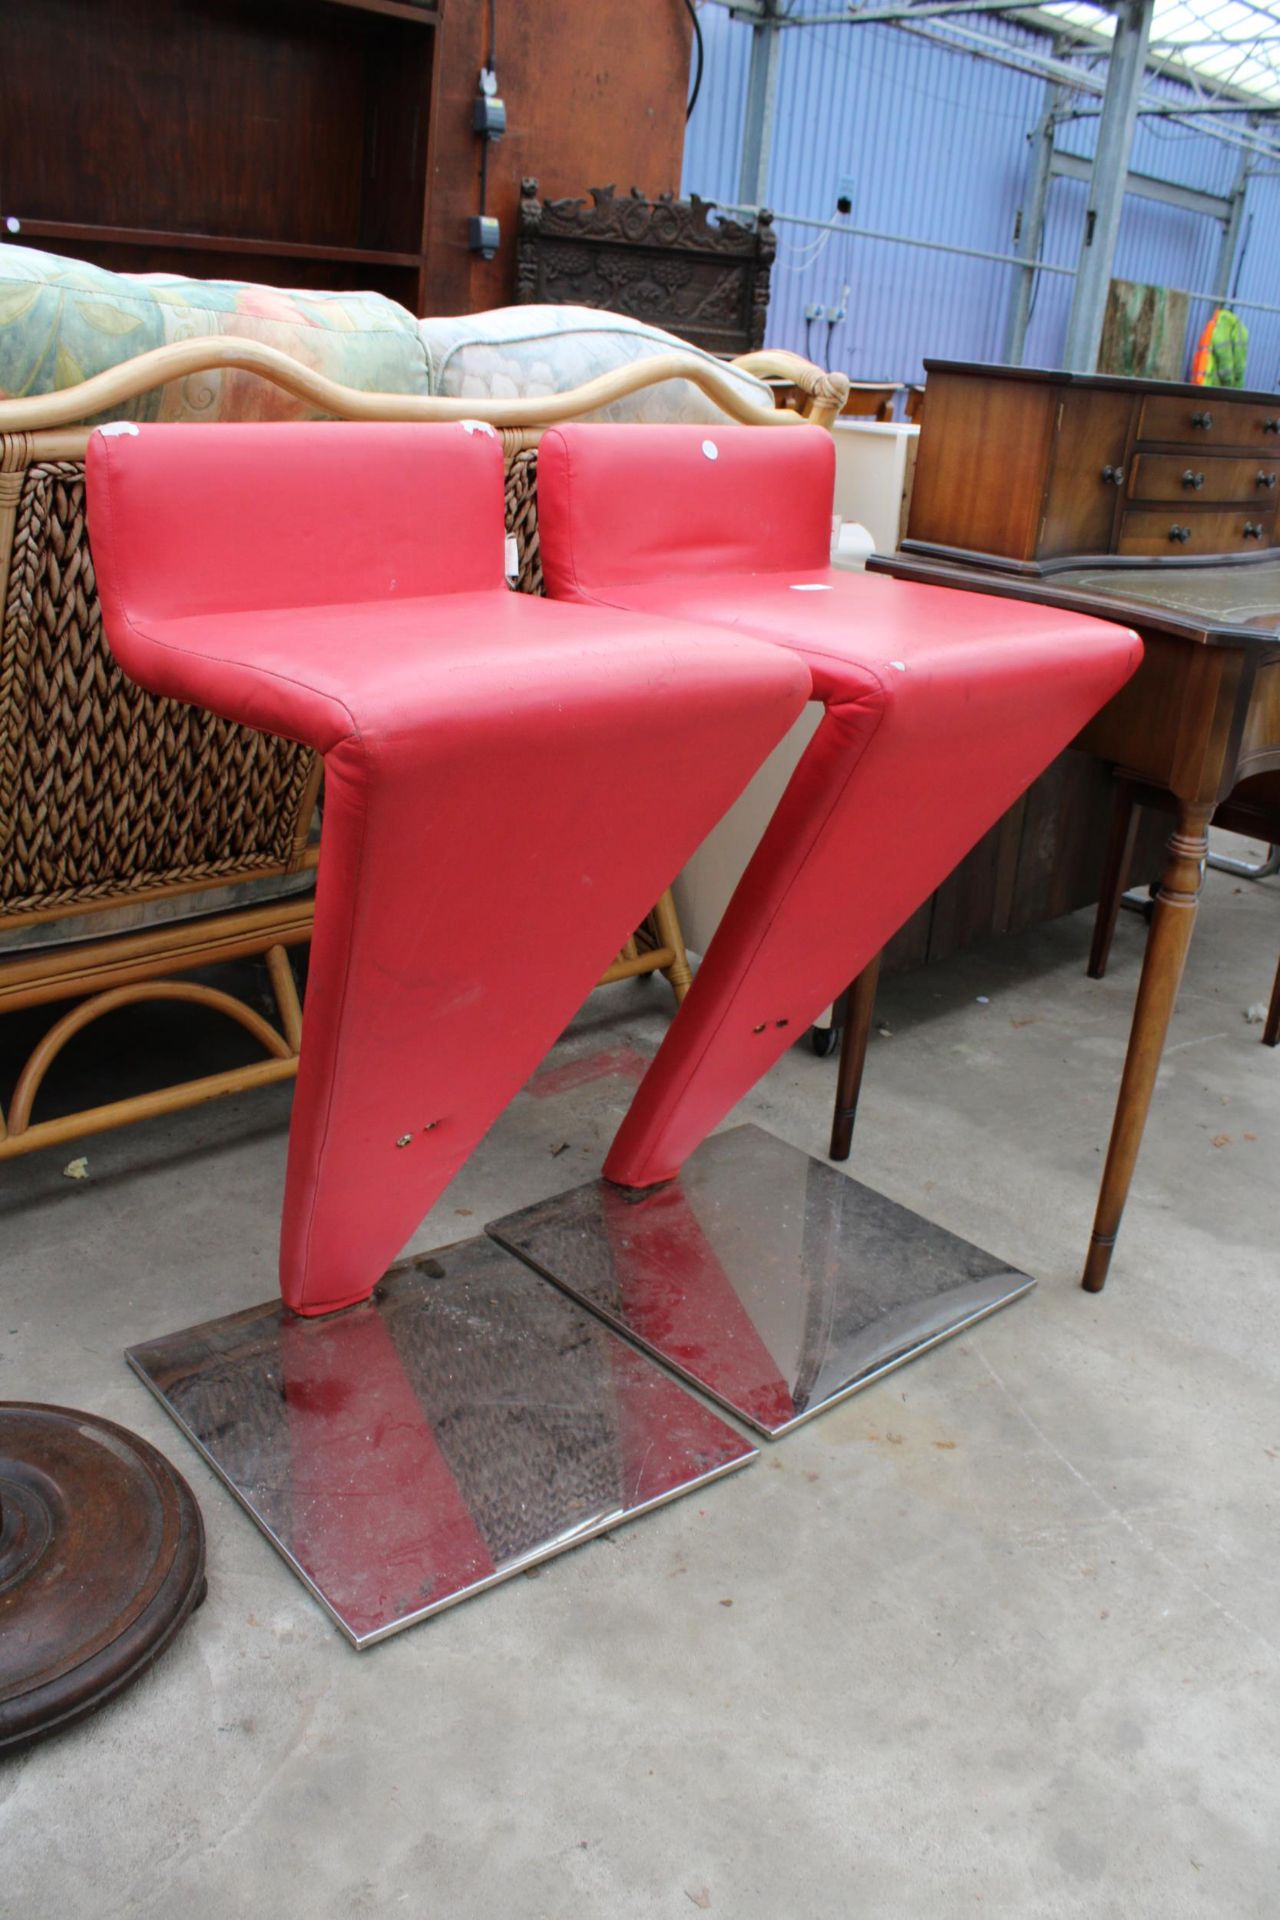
[535,424,1143,1188]
[87,422,809,1314]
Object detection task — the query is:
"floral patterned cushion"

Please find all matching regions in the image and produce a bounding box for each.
[418,304,773,423]
[0,248,773,427]
[0,245,431,421]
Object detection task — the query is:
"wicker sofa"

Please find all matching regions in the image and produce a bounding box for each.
[0,245,847,1163]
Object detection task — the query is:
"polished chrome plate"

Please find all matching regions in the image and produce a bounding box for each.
[127,1237,756,1648]
[490,1124,1034,1438]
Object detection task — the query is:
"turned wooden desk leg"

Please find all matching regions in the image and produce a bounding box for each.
[1082,802,1213,1292]
[829,952,883,1162]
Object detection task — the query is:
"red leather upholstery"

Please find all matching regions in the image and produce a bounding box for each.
[536,424,1143,1188]
[86,423,809,1313]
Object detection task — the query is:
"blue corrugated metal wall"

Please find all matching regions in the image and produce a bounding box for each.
[682,2,1280,386]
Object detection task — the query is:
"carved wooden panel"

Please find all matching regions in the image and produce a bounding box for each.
[515,181,774,355]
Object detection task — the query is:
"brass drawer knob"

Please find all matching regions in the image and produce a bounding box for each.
[1100,464,1125,486]
[1243,521,1265,539]
[1168,524,1192,543]
[1257,471,1277,489]
[1181,469,1205,489]
[1190,411,1214,430]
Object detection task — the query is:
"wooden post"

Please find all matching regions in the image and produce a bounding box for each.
[1082,800,1213,1291]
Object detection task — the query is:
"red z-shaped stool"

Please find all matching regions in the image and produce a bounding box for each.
[86,422,810,1318]
[534,424,1143,1188]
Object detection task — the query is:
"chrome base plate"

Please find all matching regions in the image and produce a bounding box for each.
[127,1237,755,1647]
[490,1125,1035,1438]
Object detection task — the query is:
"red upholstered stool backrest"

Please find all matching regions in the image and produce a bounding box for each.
[88,420,507,622]
[537,424,834,597]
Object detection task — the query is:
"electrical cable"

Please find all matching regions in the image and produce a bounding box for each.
[1232,212,1253,298]
[777,226,836,271]
[478,0,497,221]
[684,0,705,122]
[1024,222,1046,331]
[833,217,855,371]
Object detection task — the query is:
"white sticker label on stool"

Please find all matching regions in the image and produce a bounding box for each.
[701,439,719,460]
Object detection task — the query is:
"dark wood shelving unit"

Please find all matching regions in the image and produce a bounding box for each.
[320,0,440,21]
[0,0,443,310]
[3,218,425,272]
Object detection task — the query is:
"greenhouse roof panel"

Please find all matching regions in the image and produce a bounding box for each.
[1036,0,1280,102]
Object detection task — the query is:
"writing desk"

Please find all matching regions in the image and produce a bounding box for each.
[866,547,1280,1289]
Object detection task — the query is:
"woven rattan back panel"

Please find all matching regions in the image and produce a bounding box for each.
[0,461,317,917]
[505,448,543,596]
[0,450,547,921]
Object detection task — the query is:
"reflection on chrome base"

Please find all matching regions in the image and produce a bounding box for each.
[127,1237,756,1648]
[490,1124,1034,1439]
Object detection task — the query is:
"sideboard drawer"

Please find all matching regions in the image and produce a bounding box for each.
[1137,393,1280,449]
[1117,508,1276,556]
[1128,453,1280,503]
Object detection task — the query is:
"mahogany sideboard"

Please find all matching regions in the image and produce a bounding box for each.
[907,360,1280,570]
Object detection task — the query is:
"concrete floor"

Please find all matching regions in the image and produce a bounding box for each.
[1,860,1277,1919]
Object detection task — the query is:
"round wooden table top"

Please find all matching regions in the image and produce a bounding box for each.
[0,1403,206,1755]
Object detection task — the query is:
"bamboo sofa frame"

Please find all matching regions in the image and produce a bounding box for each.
[0,337,847,1164]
